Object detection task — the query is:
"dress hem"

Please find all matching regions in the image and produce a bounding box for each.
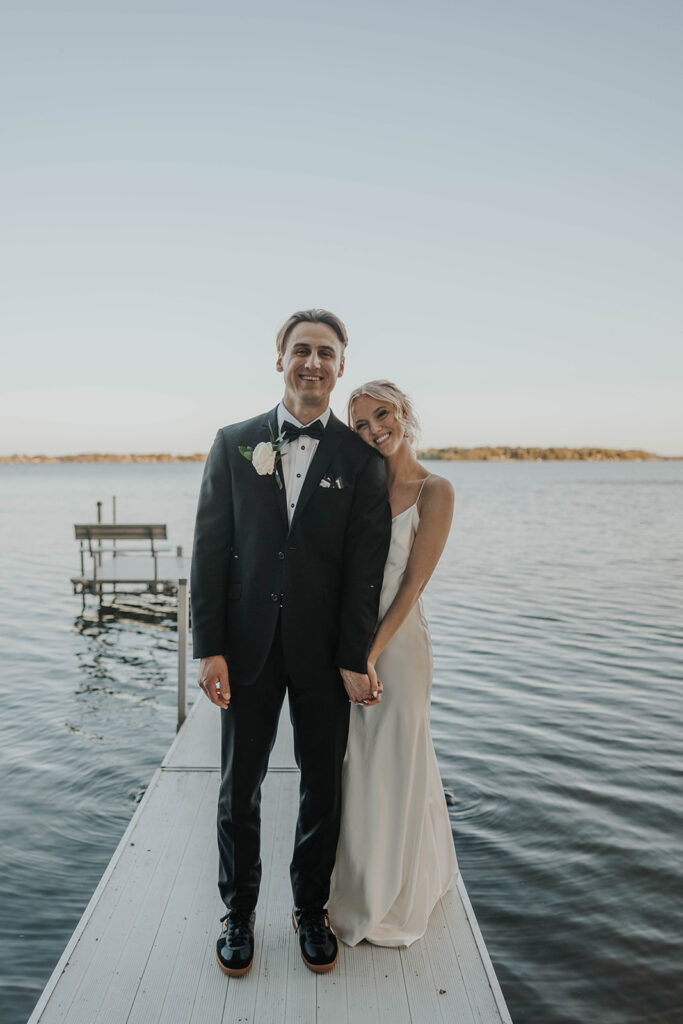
[333,873,458,949]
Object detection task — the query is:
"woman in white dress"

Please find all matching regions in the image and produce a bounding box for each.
[328,380,458,947]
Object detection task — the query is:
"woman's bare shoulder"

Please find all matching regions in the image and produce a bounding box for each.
[419,472,454,513]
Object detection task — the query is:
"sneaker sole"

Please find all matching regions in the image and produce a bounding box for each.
[215,951,254,977]
[291,914,338,973]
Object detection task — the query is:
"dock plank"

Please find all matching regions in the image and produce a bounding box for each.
[156,831,222,1024]
[446,882,513,1024]
[91,773,211,1024]
[125,774,218,1024]
[28,691,512,1024]
[400,927,455,1024]
[423,895,480,1023]
[163,694,221,770]
[372,943,412,1023]
[35,773,192,1024]
[343,942,380,1023]
[316,943,348,1022]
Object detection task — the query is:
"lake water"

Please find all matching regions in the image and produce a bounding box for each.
[1,460,681,1024]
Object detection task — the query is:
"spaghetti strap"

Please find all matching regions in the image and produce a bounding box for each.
[416,476,429,505]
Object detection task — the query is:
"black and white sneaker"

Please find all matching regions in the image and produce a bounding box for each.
[291,907,338,973]
[216,910,255,977]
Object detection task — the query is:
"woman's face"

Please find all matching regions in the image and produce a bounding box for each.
[352,395,406,457]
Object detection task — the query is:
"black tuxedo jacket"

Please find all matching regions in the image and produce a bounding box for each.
[190,407,392,687]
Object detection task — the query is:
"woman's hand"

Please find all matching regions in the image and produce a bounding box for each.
[340,665,382,706]
[365,661,383,706]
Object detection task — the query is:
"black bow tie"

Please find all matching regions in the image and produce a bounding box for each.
[281,419,326,441]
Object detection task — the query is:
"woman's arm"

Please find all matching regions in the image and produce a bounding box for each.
[335,451,392,674]
[368,475,454,666]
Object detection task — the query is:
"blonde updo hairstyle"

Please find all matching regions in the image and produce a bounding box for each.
[347,380,420,449]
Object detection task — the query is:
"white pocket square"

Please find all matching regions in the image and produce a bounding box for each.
[320,474,346,489]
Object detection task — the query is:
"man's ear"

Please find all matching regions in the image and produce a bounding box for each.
[276,353,284,373]
[337,356,345,378]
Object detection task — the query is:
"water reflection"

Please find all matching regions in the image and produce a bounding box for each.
[72,614,176,702]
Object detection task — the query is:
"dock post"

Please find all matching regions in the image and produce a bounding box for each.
[96,501,103,611]
[112,495,118,604]
[177,578,188,730]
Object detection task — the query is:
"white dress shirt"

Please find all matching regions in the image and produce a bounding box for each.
[277,402,331,524]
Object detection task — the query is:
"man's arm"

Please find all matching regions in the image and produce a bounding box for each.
[191,428,233,660]
[335,452,392,676]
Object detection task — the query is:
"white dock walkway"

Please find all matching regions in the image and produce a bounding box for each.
[28,697,512,1024]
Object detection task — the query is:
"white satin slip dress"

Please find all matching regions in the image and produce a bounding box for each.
[328,491,458,947]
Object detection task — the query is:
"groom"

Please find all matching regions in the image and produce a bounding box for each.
[191,309,391,976]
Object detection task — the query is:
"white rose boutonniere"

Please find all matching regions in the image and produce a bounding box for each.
[252,441,276,476]
[239,425,287,489]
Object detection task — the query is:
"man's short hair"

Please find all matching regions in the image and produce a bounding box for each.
[276,309,349,355]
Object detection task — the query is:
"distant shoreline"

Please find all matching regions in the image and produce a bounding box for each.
[1,447,680,464]
[418,446,681,461]
[0,453,207,464]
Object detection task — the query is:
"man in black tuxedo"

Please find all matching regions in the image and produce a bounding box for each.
[191,309,391,976]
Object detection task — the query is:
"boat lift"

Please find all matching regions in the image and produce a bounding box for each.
[71,498,191,729]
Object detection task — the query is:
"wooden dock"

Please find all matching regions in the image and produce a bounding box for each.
[27,696,512,1024]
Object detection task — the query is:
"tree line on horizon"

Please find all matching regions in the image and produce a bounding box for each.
[0,446,674,464]
[417,446,663,461]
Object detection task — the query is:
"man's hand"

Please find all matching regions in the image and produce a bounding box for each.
[340,666,383,707]
[198,655,230,709]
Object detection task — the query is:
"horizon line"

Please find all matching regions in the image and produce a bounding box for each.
[1,446,681,464]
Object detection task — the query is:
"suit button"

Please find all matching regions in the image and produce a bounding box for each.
[277,551,285,560]
[271,593,278,602]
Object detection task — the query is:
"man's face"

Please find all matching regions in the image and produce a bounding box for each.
[277,322,345,408]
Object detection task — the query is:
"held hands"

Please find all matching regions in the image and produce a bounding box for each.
[340,663,383,707]
[198,655,231,710]
[200,657,381,710]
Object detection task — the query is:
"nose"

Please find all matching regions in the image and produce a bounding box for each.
[305,350,321,369]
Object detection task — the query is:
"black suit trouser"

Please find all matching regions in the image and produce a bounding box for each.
[217,623,350,914]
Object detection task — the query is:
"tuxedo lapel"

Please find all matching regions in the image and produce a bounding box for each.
[289,412,344,534]
[259,407,289,531]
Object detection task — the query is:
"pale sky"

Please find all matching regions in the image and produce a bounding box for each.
[1,0,681,456]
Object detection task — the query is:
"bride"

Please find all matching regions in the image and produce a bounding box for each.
[328,380,458,947]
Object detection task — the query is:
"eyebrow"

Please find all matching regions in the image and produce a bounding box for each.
[292,343,336,353]
[355,404,386,421]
